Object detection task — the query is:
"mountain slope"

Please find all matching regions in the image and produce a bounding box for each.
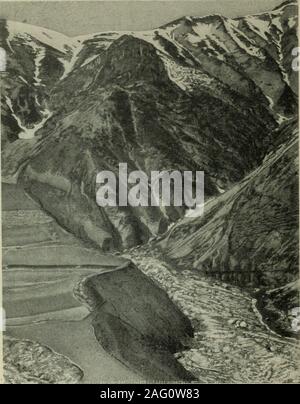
[0,1,298,251]
[162,119,298,288]
[5,34,276,249]
[1,0,299,378]
[159,119,299,336]
[1,1,298,145]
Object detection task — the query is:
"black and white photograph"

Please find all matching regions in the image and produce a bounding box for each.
[0,0,299,385]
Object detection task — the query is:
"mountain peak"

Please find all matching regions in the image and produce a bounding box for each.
[273,0,298,11]
[5,19,75,53]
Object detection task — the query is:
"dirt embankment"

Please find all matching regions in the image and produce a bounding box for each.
[82,262,195,382]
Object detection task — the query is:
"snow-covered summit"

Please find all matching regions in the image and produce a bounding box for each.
[6,20,77,53]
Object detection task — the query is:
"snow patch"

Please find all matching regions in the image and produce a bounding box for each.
[161,56,214,92]
[216,185,225,194]
[186,33,202,45]
[18,76,28,85]
[74,31,120,45]
[0,47,7,72]
[59,41,84,80]
[30,42,46,86]
[270,17,290,85]
[224,20,265,60]
[271,15,284,33]
[81,54,99,67]
[132,31,168,56]
[162,57,187,90]
[247,1,297,19]
[199,37,229,61]
[192,22,214,40]
[277,114,290,125]
[5,96,52,140]
[265,95,275,109]
[185,203,204,218]
[288,16,298,29]
[7,20,74,54]
[245,16,271,41]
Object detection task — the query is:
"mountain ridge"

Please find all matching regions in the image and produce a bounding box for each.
[1,1,298,255]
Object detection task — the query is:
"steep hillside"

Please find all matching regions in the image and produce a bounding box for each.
[162,120,298,288]
[1,0,299,382]
[1,1,297,147]
[16,33,278,249]
[159,118,299,336]
[0,20,73,145]
[0,1,298,251]
[256,280,300,337]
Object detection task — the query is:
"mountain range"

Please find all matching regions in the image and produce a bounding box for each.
[1,0,299,336]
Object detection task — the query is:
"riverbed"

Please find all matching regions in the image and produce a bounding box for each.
[124,246,300,384]
[3,183,300,384]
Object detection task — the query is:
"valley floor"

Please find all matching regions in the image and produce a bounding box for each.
[3,185,299,384]
[4,232,300,384]
[123,246,300,384]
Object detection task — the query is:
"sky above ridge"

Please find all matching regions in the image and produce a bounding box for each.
[0,0,287,36]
